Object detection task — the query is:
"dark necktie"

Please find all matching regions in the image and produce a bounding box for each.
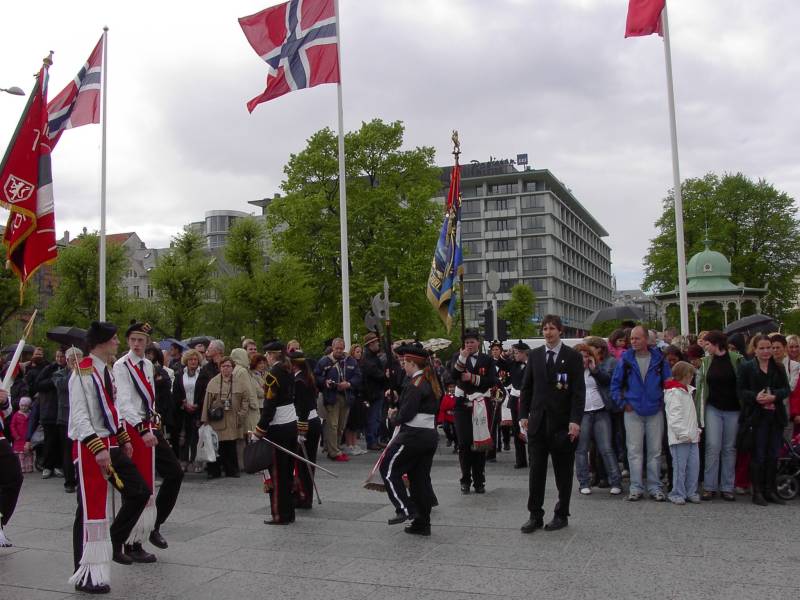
[546,350,555,371]
[103,366,113,396]
[138,360,145,372]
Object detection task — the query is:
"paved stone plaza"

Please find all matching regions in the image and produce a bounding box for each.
[2,444,798,600]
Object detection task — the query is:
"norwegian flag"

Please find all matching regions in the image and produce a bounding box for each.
[0,60,57,293]
[625,0,665,38]
[47,36,103,147]
[239,0,339,112]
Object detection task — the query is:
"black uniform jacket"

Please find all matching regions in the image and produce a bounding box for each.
[257,364,295,431]
[393,374,439,449]
[448,351,496,409]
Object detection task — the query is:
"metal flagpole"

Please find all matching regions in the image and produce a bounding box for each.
[660,5,689,335]
[333,0,351,349]
[99,26,109,321]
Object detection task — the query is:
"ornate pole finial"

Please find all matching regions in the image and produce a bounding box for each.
[42,51,54,68]
[451,130,460,161]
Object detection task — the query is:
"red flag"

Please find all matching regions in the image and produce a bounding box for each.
[0,59,57,293]
[239,0,339,112]
[47,36,103,148]
[625,0,665,38]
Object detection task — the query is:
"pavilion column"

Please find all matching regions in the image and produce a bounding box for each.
[755,298,762,314]
[735,300,742,321]
[692,302,700,334]
[721,301,729,328]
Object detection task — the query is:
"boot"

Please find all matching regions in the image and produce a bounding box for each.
[762,462,787,505]
[750,464,768,506]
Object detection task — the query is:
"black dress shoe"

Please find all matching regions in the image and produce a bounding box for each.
[520,518,543,534]
[124,543,157,563]
[474,485,486,494]
[544,515,568,531]
[149,529,168,549]
[112,549,133,565]
[404,520,431,536]
[460,484,471,494]
[388,512,411,525]
[75,581,111,594]
[264,518,291,525]
[64,485,76,493]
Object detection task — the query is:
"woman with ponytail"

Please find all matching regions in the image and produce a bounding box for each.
[379,342,440,536]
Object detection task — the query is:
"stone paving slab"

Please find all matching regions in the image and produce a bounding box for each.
[2,442,798,599]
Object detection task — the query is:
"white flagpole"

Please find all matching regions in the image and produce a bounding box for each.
[333,0,351,349]
[660,5,689,335]
[99,26,109,321]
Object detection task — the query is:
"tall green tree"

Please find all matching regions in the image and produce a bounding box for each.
[149,230,214,339]
[499,284,537,338]
[45,233,128,328]
[642,173,800,320]
[267,119,443,346]
[214,217,315,347]
[0,245,35,342]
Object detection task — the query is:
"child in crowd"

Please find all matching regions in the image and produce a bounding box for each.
[663,362,701,504]
[437,383,457,452]
[10,396,33,473]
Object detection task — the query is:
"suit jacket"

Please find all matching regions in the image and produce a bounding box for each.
[519,344,585,437]
[449,351,496,409]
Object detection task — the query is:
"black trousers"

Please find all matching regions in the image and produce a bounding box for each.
[527,418,577,519]
[58,425,77,489]
[454,407,486,487]
[153,430,183,529]
[42,423,62,471]
[208,440,239,477]
[380,441,437,524]
[73,447,150,570]
[0,439,23,526]
[179,413,200,463]
[509,396,527,467]
[294,418,322,508]
[267,421,298,523]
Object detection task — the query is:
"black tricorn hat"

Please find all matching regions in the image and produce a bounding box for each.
[462,327,481,341]
[263,340,284,353]
[288,350,305,362]
[87,321,117,348]
[125,320,153,338]
[512,339,530,350]
[395,341,429,359]
[489,339,503,349]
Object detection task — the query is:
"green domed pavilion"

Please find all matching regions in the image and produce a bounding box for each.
[653,240,767,332]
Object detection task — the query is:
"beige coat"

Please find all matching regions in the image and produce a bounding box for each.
[201,373,249,442]
[230,349,261,434]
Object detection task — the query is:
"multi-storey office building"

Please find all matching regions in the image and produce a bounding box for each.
[442,159,613,334]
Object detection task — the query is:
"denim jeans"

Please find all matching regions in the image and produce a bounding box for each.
[669,442,699,500]
[703,405,739,492]
[575,410,621,487]
[624,411,664,495]
[365,395,384,447]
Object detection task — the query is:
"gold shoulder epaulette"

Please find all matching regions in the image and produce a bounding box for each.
[78,356,93,375]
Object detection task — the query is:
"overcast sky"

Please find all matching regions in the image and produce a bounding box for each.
[1,0,798,290]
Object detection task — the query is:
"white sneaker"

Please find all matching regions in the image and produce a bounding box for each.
[343,446,355,455]
[610,486,622,495]
[354,447,367,455]
[580,487,592,495]
[54,468,64,478]
[41,469,53,479]
[0,527,11,547]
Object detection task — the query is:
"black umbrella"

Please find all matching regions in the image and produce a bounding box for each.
[723,314,778,336]
[1,343,36,355]
[46,326,88,350]
[182,336,211,349]
[585,305,647,328]
[159,338,188,352]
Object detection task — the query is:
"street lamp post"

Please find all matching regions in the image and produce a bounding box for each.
[0,86,25,96]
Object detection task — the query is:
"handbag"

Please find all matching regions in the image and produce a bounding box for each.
[207,404,224,422]
[243,438,274,474]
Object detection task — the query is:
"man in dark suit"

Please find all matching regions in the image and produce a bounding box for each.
[519,315,585,532]
[450,328,496,494]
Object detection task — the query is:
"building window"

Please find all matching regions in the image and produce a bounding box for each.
[464,281,482,296]
[521,215,544,231]
[461,186,478,198]
[462,240,481,257]
[486,219,514,232]
[487,259,514,273]
[461,220,481,234]
[485,198,510,211]
[466,303,482,322]
[526,278,546,293]
[520,194,544,209]
[523,257,546,273]
[488,182,518,195]
[499,279,516,293]
[486,239,516,252]
[133,286,140,298]
[524,181,545,192]
[464,261,483,275]
[523,236,545,250]
[147,285,154,298]
[462,199,481,215]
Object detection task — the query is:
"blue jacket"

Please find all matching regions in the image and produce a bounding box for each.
[610,347,671,417]
[314,354,362,407]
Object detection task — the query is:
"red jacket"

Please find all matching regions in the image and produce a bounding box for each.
[790,378,800,420]
[437,393,456,424]
[10,411,29,452]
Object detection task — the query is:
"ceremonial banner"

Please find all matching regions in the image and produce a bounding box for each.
[47,36,103,147]
[625,0,665,37]
[0,60,57,293]
[426,160,463,332]
[239,0,340,112]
